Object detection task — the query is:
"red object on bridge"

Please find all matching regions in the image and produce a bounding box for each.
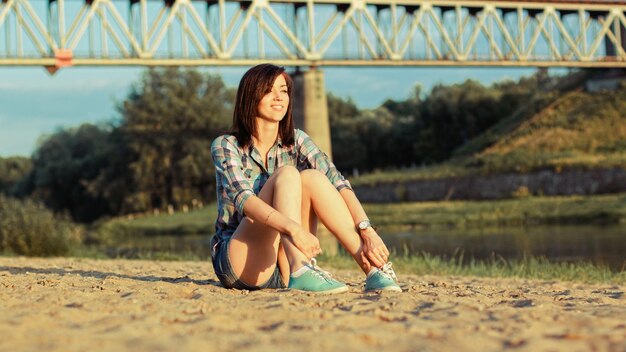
[55,49,73,67]
[45,49,73,74]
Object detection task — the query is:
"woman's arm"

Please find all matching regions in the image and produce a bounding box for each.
[242,196,322,259]
[340,188,368,225]
[340,188,390,268]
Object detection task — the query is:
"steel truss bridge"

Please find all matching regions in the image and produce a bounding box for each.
[1,0,626,68]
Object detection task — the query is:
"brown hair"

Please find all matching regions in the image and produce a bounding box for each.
[231,64,295,147]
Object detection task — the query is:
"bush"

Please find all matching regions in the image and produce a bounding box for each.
[0,195,82,256]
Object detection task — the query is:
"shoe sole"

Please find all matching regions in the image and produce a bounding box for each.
[364,285,402,293]
[289,285,349,294]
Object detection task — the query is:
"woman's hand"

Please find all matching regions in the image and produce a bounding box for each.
[289,225,322,260]
[359,228,390,268]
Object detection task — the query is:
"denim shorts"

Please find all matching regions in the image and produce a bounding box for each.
[210,235,286,290]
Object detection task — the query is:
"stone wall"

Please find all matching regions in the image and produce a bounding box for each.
[353,168,626,203]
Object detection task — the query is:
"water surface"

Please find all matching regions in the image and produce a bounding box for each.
[380,224,626,271]
[95,224,626,271]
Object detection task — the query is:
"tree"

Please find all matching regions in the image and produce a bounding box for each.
[0,156,32,196]
[23,123,120,222]
[118,67,234,213]
[21,68,235,221]
[328,94,367,171]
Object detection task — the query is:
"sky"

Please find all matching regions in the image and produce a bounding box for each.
[0,65,540,157]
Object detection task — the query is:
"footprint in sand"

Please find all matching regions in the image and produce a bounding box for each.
[606,291,624,299]
[510,299,534,308]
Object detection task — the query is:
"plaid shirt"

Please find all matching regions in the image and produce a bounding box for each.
[211,129,352,241]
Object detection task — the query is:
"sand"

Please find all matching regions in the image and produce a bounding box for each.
[0,256,625,352]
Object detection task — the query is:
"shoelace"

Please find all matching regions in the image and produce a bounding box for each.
[379,262,398,281]
[307,258,334,282]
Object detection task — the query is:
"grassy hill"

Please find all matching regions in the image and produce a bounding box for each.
[351,78,626,187]
[465,85,626,172]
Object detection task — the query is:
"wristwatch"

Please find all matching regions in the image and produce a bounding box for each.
[357,219,373,232]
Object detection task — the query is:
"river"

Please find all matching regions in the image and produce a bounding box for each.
[96,224,626,271]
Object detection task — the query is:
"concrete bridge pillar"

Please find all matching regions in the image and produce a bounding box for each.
[291,68,338,256]
[292,69,332,158]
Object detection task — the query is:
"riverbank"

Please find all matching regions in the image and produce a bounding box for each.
[95,193,626,240]
[82,194,626,280]
[362,193,626,229]
[353,168,626,203]
[1,257,624,352]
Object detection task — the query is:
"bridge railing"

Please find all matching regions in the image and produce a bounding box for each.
[1,0,626,67]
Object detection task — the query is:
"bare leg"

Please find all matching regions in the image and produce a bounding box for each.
[300,169,373,274]
[228,166,309,287]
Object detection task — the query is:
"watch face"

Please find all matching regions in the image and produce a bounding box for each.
[358,220,370,230]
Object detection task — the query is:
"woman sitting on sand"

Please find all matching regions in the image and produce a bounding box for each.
[210,63,401,293]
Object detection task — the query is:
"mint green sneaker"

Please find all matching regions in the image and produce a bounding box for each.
[288,259,348,294]
[364,262,402,292]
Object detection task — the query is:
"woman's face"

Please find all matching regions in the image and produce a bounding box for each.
[256,74,289,123]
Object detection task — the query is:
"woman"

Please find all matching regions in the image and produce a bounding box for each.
[210,63,401,293]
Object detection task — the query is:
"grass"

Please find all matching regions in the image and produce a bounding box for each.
[65,249,625,284]
[467,86,626,174]
[95,203,217,237]
[349,163,469,187]
[317,252,626,285]
[68,245,626,284]
[364,193,626,230]
[69,242,626,284]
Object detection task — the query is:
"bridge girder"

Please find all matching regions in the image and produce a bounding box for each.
[1,0,626,67]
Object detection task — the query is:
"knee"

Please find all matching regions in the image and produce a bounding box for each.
[273,165,301,187]
[300,169,327,186]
